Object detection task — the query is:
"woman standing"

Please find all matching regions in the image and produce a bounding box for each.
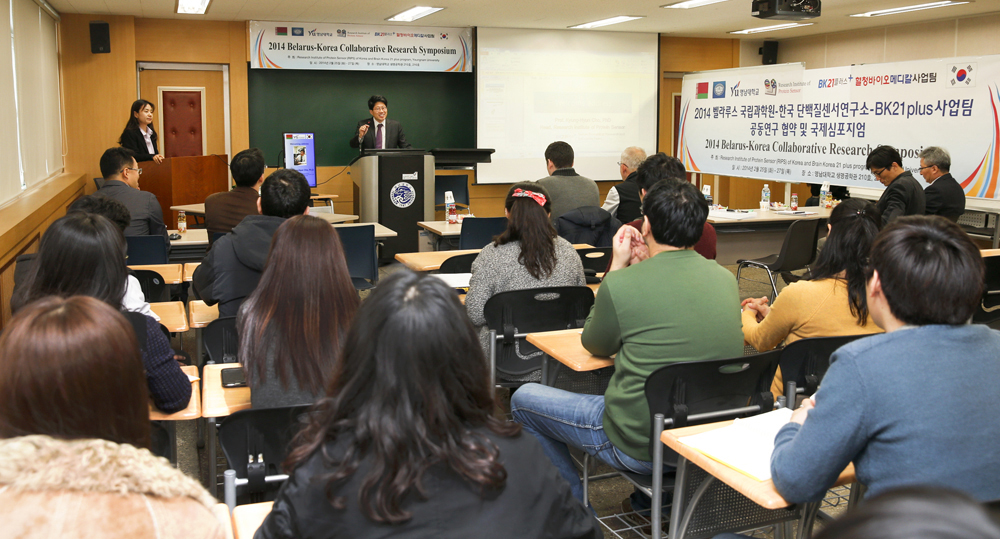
[119,99,165,164]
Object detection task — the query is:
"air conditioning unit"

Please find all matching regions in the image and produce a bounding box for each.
[752,0,821,20]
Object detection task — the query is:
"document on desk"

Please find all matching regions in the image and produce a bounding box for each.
[775,210,817,216]
[429,273,472,289]
[708,209,757,220]
[678,408,793,481]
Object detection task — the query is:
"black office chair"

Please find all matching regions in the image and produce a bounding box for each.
[126,235,170,265]
[576,247,612,283]
[336,224,378,291]
[434,174,470,210]
[209,231,227,247]
[149,420,174,464]
[218,405,310,508]
[131,269,169,303]
[973,255,1000,329]
[93,177,105,190]
[736,218,820,302]
[458,217,508,250]
[484,286,598,389]
[203,316,238,364]
[555,207,621,248]
[439,252,478,274]
[778,335,867,402]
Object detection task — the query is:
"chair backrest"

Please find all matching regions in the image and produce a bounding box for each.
[217,405,311,503]
[210,231,227,246]
[204,316,239,364]
[126,235,169,265]
[483,286,594,376]
[131,269,169,303]
[974,256,1000,327]
[93,177,105,190]
[770,218,820,272]
[439,252,478,274]
[643,350,781,460]
[335,225,378,285]
[458,217,508,250]
[149,420,172,462]
[576,247,612,274]
[778,334,867,396]
[434,174,470,207]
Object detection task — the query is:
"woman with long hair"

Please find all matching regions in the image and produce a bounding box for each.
[741,198,884,394]
[0,296,222,538]
[465,182,585,346]
[255,271,600,538]
[12,212,191,413]
[119,98,165,164]
[237,215,359,408]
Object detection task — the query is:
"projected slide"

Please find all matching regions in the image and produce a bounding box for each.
[476,28,658,185]
[284,132,317,187]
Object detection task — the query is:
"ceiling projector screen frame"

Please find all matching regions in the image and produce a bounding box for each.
[476,28,659,185]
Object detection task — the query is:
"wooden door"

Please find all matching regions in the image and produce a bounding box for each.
[139,69,225,156]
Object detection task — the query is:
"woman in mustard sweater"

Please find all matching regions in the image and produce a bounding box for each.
[742,198,883,394]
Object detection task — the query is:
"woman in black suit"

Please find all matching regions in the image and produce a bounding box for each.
[119,99,164,164]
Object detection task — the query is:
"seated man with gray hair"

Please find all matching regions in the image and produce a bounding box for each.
[602,146,647,223]
[919,146,966,222]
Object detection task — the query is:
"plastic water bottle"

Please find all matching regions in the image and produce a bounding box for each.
[819,182,829,208]
[177,210,187,233]
[761,184,771,209]
[702,185,713,206]
[791,193,798,211]
[445,191,457,224]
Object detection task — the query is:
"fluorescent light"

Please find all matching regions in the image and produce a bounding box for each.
[176,0,210,14]
[662,0,729,9]
[849,1,969,17]
[730,22,814,34]
[569,16,644,29]
[387,6,444,22]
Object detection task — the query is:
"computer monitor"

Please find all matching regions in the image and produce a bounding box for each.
[283,132,316,187]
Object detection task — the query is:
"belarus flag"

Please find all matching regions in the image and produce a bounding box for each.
[696,82,709,99]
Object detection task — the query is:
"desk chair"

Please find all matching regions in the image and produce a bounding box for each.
[204,316,238,364]
[434,174,470,210]
[93,177,105,190]
[218,405,310,509]
[484,287,597,390]
[150,420,174,464]
[736,219,820,302]
[439,252,478,274]
[132,269,170,303]
[458,217,507,250]
[778,335,866,403]
[576,247,612,283]
[973,255,1000,329]
[335,224,378,291]
[127,235,170,265]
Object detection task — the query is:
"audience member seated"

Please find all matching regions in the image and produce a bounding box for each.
[511,179,744,508]
[867,145,926,227]
[602,146,646,223]
[206,148,265,241]
[12,194,158,321]
[237,215,359,409]
[771,216,1000,503]
[466,183,585,354]
[536,141,600,222]
[256,271,601,539]
[0,296,222,538]
[804,183,851,207]
[919,146,966,222]
[12,213,191,413]
[95,146,170,243]
[741,199,883,395]
[192,169,311,318]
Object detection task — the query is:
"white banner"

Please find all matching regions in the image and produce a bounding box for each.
[249,21,472,72]
[678,56,1000,199]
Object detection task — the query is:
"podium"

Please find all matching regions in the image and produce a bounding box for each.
[351,150,435,259]
[139,155,229,229]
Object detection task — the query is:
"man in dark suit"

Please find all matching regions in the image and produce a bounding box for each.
[349,95,412,150]
[95,147,170,243]
[205,148,264,242]
[919,146,966,222]
[866,145,926,227]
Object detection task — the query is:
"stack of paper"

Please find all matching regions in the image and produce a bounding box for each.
[429,272,472,289]
[678,408,793,481]
[709,209,757,220]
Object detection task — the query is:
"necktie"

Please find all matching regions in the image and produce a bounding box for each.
[375,124,383,149]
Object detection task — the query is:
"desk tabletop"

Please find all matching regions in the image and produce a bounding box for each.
[149,301,189,332]
[233,502,272,539]
[129,264,183,284]
[310,194,339,200]
[212,504,235,539]
[170,203,206,215]
[661,420,855,510]
[525,329,614,372]
[189,300,220,329]
[183,262,200,281]
[982,248,1000,257]
[312,212,359,224]
[418,220,463,237]
[170,228,208,247]
[707,206,832,225]
[149,365,201,420]
[333,221,397,238]
[202,364,251,418]
[395,244,594,272]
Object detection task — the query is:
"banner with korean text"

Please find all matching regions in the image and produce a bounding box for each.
[250,21,472,72]
[678,56,1000,199]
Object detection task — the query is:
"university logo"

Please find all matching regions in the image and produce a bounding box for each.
[764,78,777,96]
[390,182,416,208]
[337,29,346,37]
[712,81,726,98]
[291,27,303,36]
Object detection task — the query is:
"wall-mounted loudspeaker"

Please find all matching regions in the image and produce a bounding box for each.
[760,41,778,65]
[90,21,110,54]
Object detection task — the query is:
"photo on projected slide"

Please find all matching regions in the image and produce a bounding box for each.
[283,133,317,187]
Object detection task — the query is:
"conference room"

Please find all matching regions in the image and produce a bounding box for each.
[1,0,1000,537]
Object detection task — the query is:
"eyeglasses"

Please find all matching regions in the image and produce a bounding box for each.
[124,166,142,176]
[917,165,935,171]
[870,168,886,178]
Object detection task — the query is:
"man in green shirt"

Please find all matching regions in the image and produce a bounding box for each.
[511,175,744,507]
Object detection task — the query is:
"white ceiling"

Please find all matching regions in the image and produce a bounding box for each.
[46,0,1000,39]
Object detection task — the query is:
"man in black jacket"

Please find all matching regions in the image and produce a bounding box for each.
[601,146,646,223]
[96,147,170,242]
[866,145,926,227]
[192,169,310,318]
[349,95,411,150]
[919,146,966,222]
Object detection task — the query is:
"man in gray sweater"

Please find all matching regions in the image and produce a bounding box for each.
[536,141,599,222]
[770,215,1000,503]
